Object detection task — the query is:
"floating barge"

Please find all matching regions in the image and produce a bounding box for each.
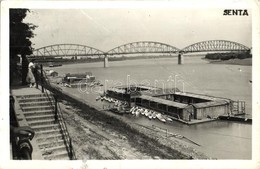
[218,115,252,124]
[62,72,99,88]
[104,85,248,124]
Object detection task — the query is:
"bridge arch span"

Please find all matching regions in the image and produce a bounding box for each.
[107,41,180,55]
[32,44,105,58]
[181,40,250,53]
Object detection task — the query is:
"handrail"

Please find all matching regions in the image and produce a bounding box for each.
[57,102,77,159]
[35,65,76,160]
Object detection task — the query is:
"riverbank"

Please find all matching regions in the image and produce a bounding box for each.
[48,83,208,159]
[60,100,207,159]
[11,74,205,159]
[207,58,252,66]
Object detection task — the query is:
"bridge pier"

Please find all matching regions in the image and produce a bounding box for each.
[178,53,184,65]
[104,55,109,68]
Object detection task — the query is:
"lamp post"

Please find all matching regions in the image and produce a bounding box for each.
[174,74,178,93]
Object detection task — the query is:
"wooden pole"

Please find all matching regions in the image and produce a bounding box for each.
[69,138,73,159]
[40,64,44,93]
[54,95,58,122]
[35,65,38,89]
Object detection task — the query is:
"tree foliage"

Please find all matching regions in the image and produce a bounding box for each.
[10,9,37,84]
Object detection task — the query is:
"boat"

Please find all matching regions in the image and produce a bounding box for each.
[49,63,62,67]
[96,96,101,101]
[145,110,149,117]
[158,117,166,123]
[111,99,115,103]
[166,117,173,122]
[146,110,152,117]
[156,113,162,119]
[176,134,183,139]
[64,83,71,88]
[148,113,153,120]
[132,108,136,115]
[130,106,135,112]
[135,110,140,116]
[156,113,166,123]
[152,111,157,119]
[140,109,145,115]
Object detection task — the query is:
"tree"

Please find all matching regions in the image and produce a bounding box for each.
[10,9,37,85]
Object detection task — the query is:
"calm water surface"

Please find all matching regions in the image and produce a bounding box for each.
[53,56,252,159]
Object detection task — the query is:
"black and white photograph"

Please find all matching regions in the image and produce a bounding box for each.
[1,0,260,169]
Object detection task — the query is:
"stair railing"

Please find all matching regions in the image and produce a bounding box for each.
[34,64,76,160]
[56,99,76,160]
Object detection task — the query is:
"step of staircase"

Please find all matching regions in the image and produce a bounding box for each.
[43,150,69,160]
[23,110,55,117]
[16,94,50,99]
[20,101,54,108]
[37,133,63,142]
[31,123,60,132]
[26,114,55,121]
[22,106,54,112]
[38,139,65,149]
[28,119,56,127]
[18,97,54,103]
[35,129,62,137]
[41,145,67,155]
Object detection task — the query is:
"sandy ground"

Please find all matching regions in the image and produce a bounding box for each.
[59,100,208,160]
[61,102,151,159]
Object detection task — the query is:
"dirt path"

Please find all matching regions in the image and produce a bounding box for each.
[59,100,208,160]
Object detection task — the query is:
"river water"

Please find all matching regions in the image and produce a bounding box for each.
[52,56,252,159]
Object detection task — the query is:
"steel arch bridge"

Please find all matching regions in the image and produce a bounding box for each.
[181,40,250,53]
[107,41,180,55]
[32,44,105,58]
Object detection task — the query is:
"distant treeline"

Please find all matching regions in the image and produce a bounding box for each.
[34,54,176,66]
[37,58,103,66]
[108,55,174,61]
[205,52,252,60]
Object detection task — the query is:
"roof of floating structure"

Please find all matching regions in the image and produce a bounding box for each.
[192,100,229,108]
[155,91,230,102]
[145,88,180,96]
[107,88,126,94]
[65,72,93,78]
[109,85,181,96]
[176,92,217,101]
[114,84,161,90]
[138,95,188,109]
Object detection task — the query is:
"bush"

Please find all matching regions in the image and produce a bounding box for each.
[206,52,251,60]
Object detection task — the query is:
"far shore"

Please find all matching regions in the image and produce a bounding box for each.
[206,58,252,66]
[39,56,252,68]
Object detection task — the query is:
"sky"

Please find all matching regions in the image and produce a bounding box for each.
[24,8,252,52]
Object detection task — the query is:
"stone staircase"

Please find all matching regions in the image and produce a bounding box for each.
[16,94,70,160]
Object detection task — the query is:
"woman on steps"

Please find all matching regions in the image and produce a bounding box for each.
[26,59,36,88]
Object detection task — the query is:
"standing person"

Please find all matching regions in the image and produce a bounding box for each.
[26,59,35,87]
